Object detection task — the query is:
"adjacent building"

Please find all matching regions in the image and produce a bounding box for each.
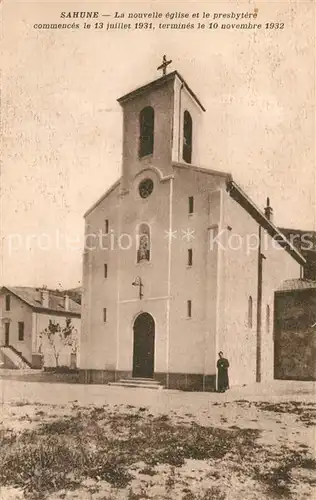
[0,286,81,369]
[274,279,316,381]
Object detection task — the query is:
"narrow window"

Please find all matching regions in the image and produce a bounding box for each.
[188,196,194,214]
[139,106,154,158]
[5,295,10,311]
[188,249,193,266]
[103,308,107,323]
[266,304,270,334]
[104,264,108,278]
[248,296,253,328]
[105,219,109,235]
[183,110,193,164]
[187,300,192,318]
[137,223,150,263]
[4,323,10,345]
[18,322,24,341]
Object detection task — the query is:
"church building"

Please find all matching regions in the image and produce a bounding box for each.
[80,59,305,390]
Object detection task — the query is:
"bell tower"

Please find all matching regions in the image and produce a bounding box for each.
[117,57,206,191]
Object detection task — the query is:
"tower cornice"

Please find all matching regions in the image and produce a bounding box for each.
[117,71,206,112]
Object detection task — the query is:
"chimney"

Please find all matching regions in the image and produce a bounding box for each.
[64,294,70,311]
[41,289,49,308]
[264,197,273,222]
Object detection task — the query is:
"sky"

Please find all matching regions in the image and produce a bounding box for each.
[1,0,315,289]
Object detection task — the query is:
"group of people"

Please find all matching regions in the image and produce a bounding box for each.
[217,351,230,393]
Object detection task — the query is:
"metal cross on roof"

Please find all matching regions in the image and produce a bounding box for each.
[157,55,172,76]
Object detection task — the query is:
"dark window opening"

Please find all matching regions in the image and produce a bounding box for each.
[105,219,109,234]
[188,249,193,266]
[18,322,24,341]
[266,304,270,334]
[139,178,154,199]
[103,308,107,323]
[188,196,194,214]
[183,110,193,164]
[5,295,10,311]
[4,323,10,345]
[104,264,108,278]
[139,106,154,158]
[187,300,192,318]
[248,296,253,328]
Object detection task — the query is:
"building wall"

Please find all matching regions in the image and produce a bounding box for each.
[117,167,171,373]
[81,166,172,373]
[169,167,226,376]
[81,162,228,382]
[116,300,168,375]
[220,191,301,386]
[34,313,81,368]
[80,164,226,389]
[0,291,33,362]
[260,228,301,382]
[274,289,316,380]
[80,168,302,390]
[220,191,259,386]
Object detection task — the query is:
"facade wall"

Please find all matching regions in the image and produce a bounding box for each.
[220,191,301,386]
[81,163,227,382]
[81,183,120,370]
[169,167,226,375]
[204,189,226,380]
[0,292,33,362]
[274,290,316,380]
[117,167,171,373]
[220,191,259,386]
[80,170,302,389]
[35,313,81,368]
[81,168,171,373]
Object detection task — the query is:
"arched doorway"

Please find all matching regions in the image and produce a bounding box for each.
[132,312,155,378]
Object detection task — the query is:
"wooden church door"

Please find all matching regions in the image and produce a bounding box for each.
[132,312,155,378]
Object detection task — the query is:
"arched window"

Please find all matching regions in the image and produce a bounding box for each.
[266,304,270,334]
[248,296,253,328]
[183,110,193,164]
[137,223,151,262]
[139,107,154,158]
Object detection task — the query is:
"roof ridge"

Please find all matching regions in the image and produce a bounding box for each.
[2,286,81,315]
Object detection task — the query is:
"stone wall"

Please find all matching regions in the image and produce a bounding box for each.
[274,289,316,380]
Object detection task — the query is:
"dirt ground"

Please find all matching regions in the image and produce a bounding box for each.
[0,379,315,499]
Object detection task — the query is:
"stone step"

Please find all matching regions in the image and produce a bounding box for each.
[119,378,161,384]
[109,378,164,390]
[109,382,163,390]
[0,346,31,370]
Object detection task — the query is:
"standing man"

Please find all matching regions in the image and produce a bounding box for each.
[217,351,230,393]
